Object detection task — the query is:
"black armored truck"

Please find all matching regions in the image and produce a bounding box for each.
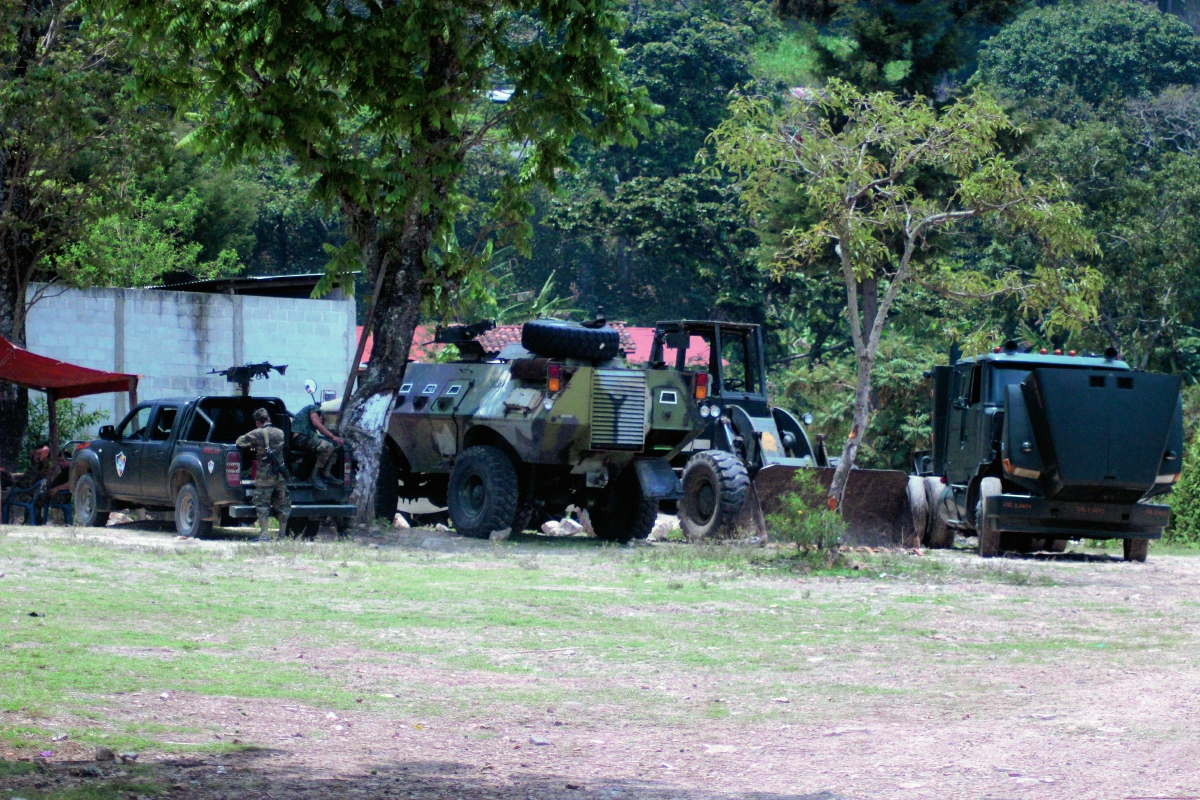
[917,342,1184,561]
[70,395,356,537]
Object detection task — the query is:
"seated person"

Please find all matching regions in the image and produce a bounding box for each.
[291,402,344,490]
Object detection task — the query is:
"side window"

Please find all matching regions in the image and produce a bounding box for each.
[719,330,760,395]
[150,407,178,441]
[118,406,152,441]
[968,364,983,406]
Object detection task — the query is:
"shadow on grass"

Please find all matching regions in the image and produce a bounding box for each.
[2,750,846,800]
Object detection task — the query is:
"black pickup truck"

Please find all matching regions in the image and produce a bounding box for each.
[69,395,356,537]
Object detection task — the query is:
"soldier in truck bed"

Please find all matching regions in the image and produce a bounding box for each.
[291,400,343,490]
[235,408,291,541]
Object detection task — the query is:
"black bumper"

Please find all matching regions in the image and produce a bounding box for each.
[227,504,357,519]
[984,494,1169,540]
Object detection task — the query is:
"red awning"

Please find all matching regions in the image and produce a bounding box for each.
[0,336,139,399]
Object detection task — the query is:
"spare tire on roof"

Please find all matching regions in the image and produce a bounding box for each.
[521,319,621,361]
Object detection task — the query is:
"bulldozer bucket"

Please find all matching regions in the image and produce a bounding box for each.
[739,464,916,547]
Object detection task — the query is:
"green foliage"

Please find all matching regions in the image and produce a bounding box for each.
[795,0,1025,96]
[1166,436,1200,545]
[56,190,243,288]
[764,471,847,558]
[708,79,1098,491]
[976,0,1200,109]
[19,397,108,470]
[774,334,936,469]
[0,1,161,339]
[753,28,819,87]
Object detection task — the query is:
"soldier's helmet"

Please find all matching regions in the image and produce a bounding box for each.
[253,408,271,423]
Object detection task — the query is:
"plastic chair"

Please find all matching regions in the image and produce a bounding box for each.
[2,479,45,525]
[47,491,73,526]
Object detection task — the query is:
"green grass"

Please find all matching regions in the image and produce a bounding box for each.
[0,530,1190,761]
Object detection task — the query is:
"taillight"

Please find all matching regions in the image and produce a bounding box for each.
[547,363,562,394]
[344,454,352,488]
[694,372,709,401]
[225,450,241,487]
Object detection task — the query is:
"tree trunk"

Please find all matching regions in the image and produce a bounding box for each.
[828,351,873,508]
[0,223,30,470]
[338,202,436,526]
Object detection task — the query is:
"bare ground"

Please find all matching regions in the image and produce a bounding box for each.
[2,523,1200,800]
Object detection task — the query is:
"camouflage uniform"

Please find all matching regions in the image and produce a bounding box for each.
[235,409,291,539]
[291,403,336,485]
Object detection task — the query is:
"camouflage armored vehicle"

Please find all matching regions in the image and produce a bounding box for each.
[917,341,1184,561]
[371,319,705,542]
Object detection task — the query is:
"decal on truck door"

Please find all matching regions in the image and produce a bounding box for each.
[115,452,127,477]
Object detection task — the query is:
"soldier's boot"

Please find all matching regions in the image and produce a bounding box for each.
[320,463,339,483]
[277,511,290,538]
[310,474,328,491]
[255,513,271,543]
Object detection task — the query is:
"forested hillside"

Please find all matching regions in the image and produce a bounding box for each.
[6,0,1200,525]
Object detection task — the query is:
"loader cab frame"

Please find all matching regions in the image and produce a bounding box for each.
[649,321,769,417]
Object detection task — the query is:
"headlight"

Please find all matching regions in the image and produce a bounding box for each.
[802,412,814,426]
[699,405,710,418]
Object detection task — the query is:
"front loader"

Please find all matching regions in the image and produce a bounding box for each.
[651,321,922,546]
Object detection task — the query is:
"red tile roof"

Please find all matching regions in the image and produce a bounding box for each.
[354,322,707,369]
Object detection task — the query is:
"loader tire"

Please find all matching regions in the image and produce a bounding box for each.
[976,477,1002,558]
[447,446,519,539]
[521,319,621,361]
[680,451,750,541]
[924,476,954,549]
[905,476,929,548]
[1123,538,1149,563]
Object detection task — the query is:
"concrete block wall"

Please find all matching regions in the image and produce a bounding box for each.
[25,285,356,436]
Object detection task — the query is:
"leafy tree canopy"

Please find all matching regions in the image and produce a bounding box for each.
[976,0,1200,108]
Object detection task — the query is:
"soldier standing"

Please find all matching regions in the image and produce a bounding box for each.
[236,408,291,541]
[291,400,343,490]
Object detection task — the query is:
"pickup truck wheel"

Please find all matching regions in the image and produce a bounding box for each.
[447,446,518,539]
[593,470,657,544]
[73,474,109,528]
[923,477,954,548]
[976,477,1002,558]
[175,483,214,539]
[1123,538,1149,562]
[679,451,749,541]
[287,518,322,538]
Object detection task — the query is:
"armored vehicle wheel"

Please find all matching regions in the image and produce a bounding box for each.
[375,447,400,521]
[1047,538,1068,553]
[174,482,214,539]
[679,451,750,541]
[447,446,518,539]
[1123,538,1149,562]
[905,476,929,548]
[976,477,1002,557]
[923,477,953,548]
[73,473,109,528]
[592,470,657,543]
[521,319,621,361]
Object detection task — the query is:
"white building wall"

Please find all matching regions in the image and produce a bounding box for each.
[25,284,356,435]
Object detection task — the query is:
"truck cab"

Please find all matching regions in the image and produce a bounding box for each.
[922,342,1184,560]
